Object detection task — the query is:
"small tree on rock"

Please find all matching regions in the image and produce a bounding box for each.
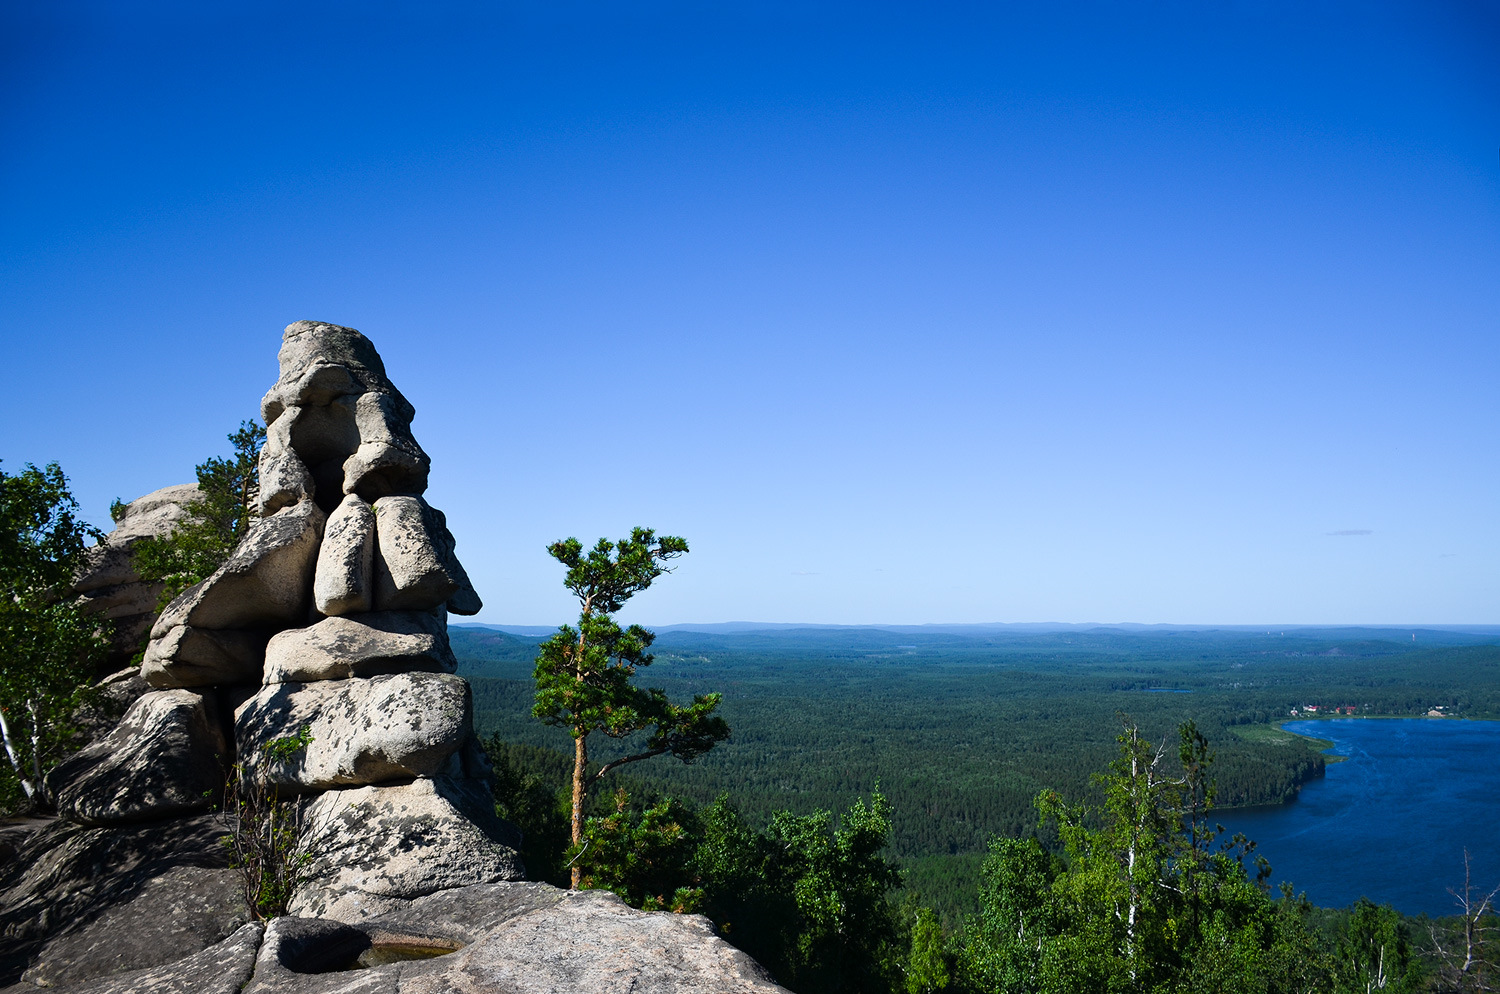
[532,527,728,889]
[133,420,264,606]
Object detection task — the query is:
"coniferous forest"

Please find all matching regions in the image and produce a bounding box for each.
[462,623,1500,993]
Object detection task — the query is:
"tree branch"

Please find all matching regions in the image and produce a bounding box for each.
[590,747,672,785]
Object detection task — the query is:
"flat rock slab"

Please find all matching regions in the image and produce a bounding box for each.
[240,885,787,994]
[7,923,265,994]
[142,625,270,688]
[236,673,470,790]
[19,866,249,989]
[48,690,227,825]
[0,815,230,987]
[262,611,455,684]
[148,500,324,644]
[291,777,525,921]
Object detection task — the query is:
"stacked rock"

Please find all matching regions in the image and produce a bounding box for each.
[56,320,523,920]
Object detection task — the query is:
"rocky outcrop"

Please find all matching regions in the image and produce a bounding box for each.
[18,866,250,989]
[261,611,455,684]
[47,690,228,825]
[4,877,787,994]
[121,320,513,909]
[4,320,788,994]
[290,777,525,920]
[236,674,472,791]
[312,494,376,615]
[239,884,788,994]
[0,815,244,987]
[141,626,271,689]
[146,499,326,657]
[71,484,200,668]
[36,923,264,994]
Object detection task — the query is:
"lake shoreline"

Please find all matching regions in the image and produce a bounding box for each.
[1270,713,1500,764]
[1216,718,1500,916]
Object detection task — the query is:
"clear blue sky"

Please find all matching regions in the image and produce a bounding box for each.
[3,2,1497,626]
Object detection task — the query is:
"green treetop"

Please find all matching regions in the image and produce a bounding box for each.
[532,527,729,889]
[132,419,264,606]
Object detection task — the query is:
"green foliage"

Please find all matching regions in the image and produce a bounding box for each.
[108,497,127,523]
[1335,898,1419,993]
[132,420,264,606]
[532,527,728,885]
[483,736,574,886]
[960,721,1335,994]
[0,461,101,594]
[220,726,313,920]
[576,788,705,913]
[697,790,904,994]
[905,905,952,994]
[466,623,1500,922]
[0,461,109,811]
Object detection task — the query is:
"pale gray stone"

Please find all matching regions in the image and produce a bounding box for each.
[71,483,201,667]
[48,690,227,825]
[243,916,466,989]
[141,625,269,689]
[290,777,525,921]
[432,889,787,994]
[313,494,376,616]
[423,503,482,616]
[263,611,455,684]
[264,322,412,425]
[341,391,430,500]
[72,483,201,593]
[0,815,231,982]
[149,500,324,639]
[256,417,315,515]
[235,673,471,790]
[372,497,461,612]
[239,884,788,994]
[258,322,429,511]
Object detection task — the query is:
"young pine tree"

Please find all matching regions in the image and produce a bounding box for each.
[532,527,728,889]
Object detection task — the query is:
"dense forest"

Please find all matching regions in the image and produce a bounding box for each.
[459,623,1500,920]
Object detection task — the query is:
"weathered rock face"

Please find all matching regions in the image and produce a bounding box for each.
[244,885,789,994]
[141,626,270,688]
[257,320,429,513]
[0,815,240,987]
[290,777,526,920]
[312,494,376,616]
[148,500,326,642]
[18,866,250,989]
[71,484,200,667]
[372,496,461,611]
[236,673,472,790]
[47,690,227,825]
[262,611,455,684]
[42,923,264,994]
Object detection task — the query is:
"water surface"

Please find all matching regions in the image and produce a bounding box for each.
[1215,719,1500,916]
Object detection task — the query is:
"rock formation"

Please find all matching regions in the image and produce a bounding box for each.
[72,484,201,671]
[1,321,788,994]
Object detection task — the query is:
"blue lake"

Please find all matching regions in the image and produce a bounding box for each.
[1214,719,1500,917]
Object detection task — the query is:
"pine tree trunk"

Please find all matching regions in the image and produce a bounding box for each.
[571,732,587,890]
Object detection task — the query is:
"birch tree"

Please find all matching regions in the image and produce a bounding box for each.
[0,461,108,809]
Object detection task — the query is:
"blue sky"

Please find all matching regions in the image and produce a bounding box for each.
[3,2,1497,626]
